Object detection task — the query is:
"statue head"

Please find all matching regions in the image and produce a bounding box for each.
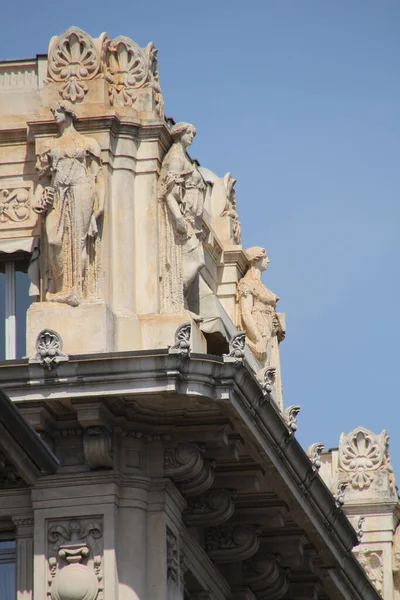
[245,246,269,272]
[50,100,77,124]
[170,122,196,148]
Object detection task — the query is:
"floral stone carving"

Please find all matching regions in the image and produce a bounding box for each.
[47,27,105,103]
[104,36,163,116]
[0,187,30,223]
[47,518,103,600]
[34,101,105,306]
[339,427,389,491]
[223,331,246,364]
[169,322,191,357]
[355,549,383,595]
[30,329,68,370]
[166,528,179,583]
[158,122,206,312]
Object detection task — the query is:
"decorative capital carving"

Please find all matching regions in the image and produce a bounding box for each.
[47,517,103,600]
[30,329,68,370]
[169,322,191,357]
[164,442,214,497]
[205,525,260,563]
[83,426,113,469]
[283,405,300,436]
[183,489,236,528]
[242,553,289,600]
[223,331,246,364]
[339,427,391,492]
[306,442,325,471]
[47,27,106,103]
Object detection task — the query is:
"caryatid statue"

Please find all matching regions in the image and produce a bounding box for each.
[238,246,285,407]
[33,101,105,307]
[158,122,206,312]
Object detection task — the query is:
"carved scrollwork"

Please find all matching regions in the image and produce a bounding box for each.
[205,525,260,563]
[164,442,214,497]
[242,553,289,600]
[83,426,113,469]
[333,479,349,508]
[0,187,30,223]
[283,405,300,436]
[339,427,388,491]
[223,331,246,364]
[306,442,325,471]
[30,329,69,370]
[183,489,236,528]
[169,322,191,357]
[47,27,105,103]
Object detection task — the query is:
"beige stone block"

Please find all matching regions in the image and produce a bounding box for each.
[27,301,115,356]
[139,312,207,353]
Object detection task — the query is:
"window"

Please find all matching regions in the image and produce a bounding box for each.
[0,252,32,360]
[0,537,16,600]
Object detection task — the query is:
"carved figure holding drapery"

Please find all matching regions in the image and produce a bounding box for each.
[238,247,285,407]
[33,101,105,306]
[158,122,206,312]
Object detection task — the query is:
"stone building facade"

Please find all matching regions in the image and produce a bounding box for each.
[0,25,397,600]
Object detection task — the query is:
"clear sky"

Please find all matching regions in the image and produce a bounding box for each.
[1,2,399,473]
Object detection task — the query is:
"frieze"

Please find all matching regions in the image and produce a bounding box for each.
[0,187,30,223]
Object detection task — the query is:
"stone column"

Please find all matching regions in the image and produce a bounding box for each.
[12,516,34,600]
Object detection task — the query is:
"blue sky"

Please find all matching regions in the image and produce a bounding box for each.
[1,2,400,473]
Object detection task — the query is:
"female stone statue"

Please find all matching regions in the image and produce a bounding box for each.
[238,246,285,405]
[34,101,105,307]
[158,122,206,312]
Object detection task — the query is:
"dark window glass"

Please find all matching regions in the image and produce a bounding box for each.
[0,538,16,599]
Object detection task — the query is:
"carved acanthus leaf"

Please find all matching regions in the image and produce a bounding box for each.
[283,405,300,435]
[164,443,214,497]
[205,525,260,563]
[242,553,289,600]
[306,442,325,471]
[30,329,68,370]
[339,427,388,491]
[47,27,105,103]
[183,489,236,527]
[223,331,246,364]
[169,322,191,357]
[166,528,179,583]
[333,480,349,508]
[0,188,30,223]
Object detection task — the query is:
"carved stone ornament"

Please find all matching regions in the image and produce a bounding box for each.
[169,321,191,357]
[205,525,261,563]
[47,518,103,600]
[166,528,179,583]
[183,489,236,528]
[0,451,23,486]
[355,516,365,542]
[104,36,163,116]
[0,187,30,223]
[30,329,68,370]
[333,480,349,508]
[258,366,276,398]
[223,331,246,364]
[221,172,241,245]
[306,442,325,471]
[339,427,388,491]
[83,426,113,469]
[34,101,105,306]
[283,405,301,435]
[164,442,214,497]
[242,553,289,600]
[158,122,206,312]
[355,549,384,595]
[47,27,106,103]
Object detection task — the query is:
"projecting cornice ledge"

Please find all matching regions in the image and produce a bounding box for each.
[0,351,381,599]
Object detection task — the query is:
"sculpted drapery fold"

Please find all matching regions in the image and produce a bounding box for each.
[158,122,206,312]
[238,247,285,407]
[33,101,105,307]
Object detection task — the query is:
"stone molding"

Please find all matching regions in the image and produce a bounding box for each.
[83,426,113,469]
[205,525,261,563]
[183,489,236,528]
